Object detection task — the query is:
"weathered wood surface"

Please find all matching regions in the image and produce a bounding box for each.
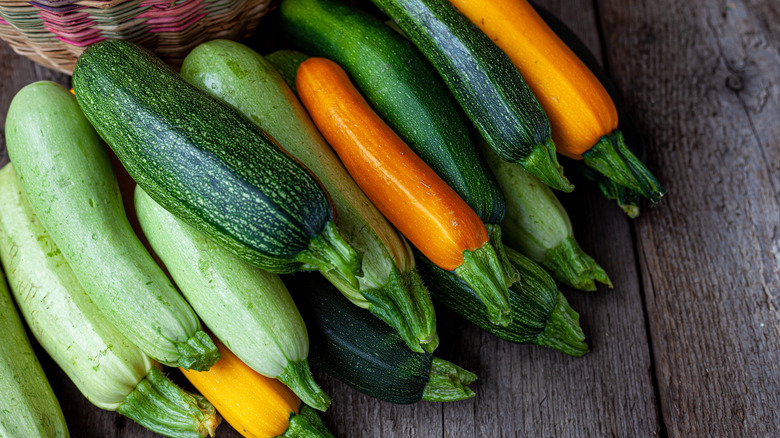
[0,0,777,436]
[598,0,780,436]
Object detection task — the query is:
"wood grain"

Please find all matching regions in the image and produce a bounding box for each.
[597,0,780,436]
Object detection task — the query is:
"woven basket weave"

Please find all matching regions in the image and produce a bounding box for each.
[0,0,275,75]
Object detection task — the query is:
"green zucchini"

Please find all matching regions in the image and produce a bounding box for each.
[180,40,437,354]
[265,49,310,95]
[134,186,329,411]
[368,0,573,192]
[417,246,588,356]
[4,81,217,370]
[72,39,362,290]
[0,164,220,438]
[285,273,476,404]
[480,138,611,291]
[0,248,68,438]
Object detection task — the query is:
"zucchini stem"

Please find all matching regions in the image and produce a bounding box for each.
[541,236,612,291]
[453,241,512,327]
[298,221,363,290]
[278,360,331,412]
[282,404,335,438]
[576,160,641,218]
[582,131,665,204]
[361,267,439,353]
[485,224,522,287]
[175,330,220,371]
[518,137,574,192]
[533,293,589,357]
[421,358,477,402]
[116,366,221,438]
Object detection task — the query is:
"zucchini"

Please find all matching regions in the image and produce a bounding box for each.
[280,0,521,286]
[479,138,611,291]
[72,39,362,290]
[0,164,220,438]
[530,1,646,216]
[417,246,588,356]
[180,40,437,354]
[265,49,310,95]
[368,0,573,192]
[4,81,217,370]
[134,186,330,412]
[0,247,68,438]
[281,0,505,225]
[285,273,476,404]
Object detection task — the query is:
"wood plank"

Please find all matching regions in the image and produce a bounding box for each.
[597,0,780,435]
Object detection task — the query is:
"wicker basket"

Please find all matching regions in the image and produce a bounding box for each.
[0,0,276,75]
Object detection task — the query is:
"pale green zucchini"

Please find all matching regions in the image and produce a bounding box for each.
[480,141,611,291]
[180,40,438,353]
[4,81,217,370]
[134,186,329,412]
[0,164,220,438]
[0,247,68,438]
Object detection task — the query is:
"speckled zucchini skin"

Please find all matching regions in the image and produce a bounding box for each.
[73,40,334,273]
[369,0,570,191]
[281,0,505,224]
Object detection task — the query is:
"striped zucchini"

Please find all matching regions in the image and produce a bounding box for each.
[72,39,362,289]
[135,186,329,411]
[417,246,588,356]
[181,40,437,353]
[0,245,68,438]
[480,140,611,291]
[285,273,476,404]
[368,0,572,192]
[0,164,220,438]
[4,81,217,370]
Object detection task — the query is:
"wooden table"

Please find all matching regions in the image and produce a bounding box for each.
[1,1,778,436]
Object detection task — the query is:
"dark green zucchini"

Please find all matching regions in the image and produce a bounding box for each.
[417,247,588,357]
[72,40,361,287]
[530,1,648,216]
[368,0,572,193]
[284,273,476,404]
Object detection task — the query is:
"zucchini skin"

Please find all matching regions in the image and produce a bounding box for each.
[180,40,438,354]
[134,186,330,412]
[4,81,214,370]
[0,245,68,438]
[417,247,588,356]
[281,0,505,224]
[369,0,572,192]
[72,39,355,279]
[285,273,475,404]
[0,164,220,438]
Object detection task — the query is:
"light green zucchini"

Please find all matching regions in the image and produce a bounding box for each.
[135,186,329,411]
[480,140,611,291]
[0,246,68,438]
[180,40,437,353]
[0,164,220,438]
[4,81,217,370]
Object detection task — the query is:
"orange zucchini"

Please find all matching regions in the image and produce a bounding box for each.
[181,340,333,438]
[449,0,665,203]
[297,57,511,326]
